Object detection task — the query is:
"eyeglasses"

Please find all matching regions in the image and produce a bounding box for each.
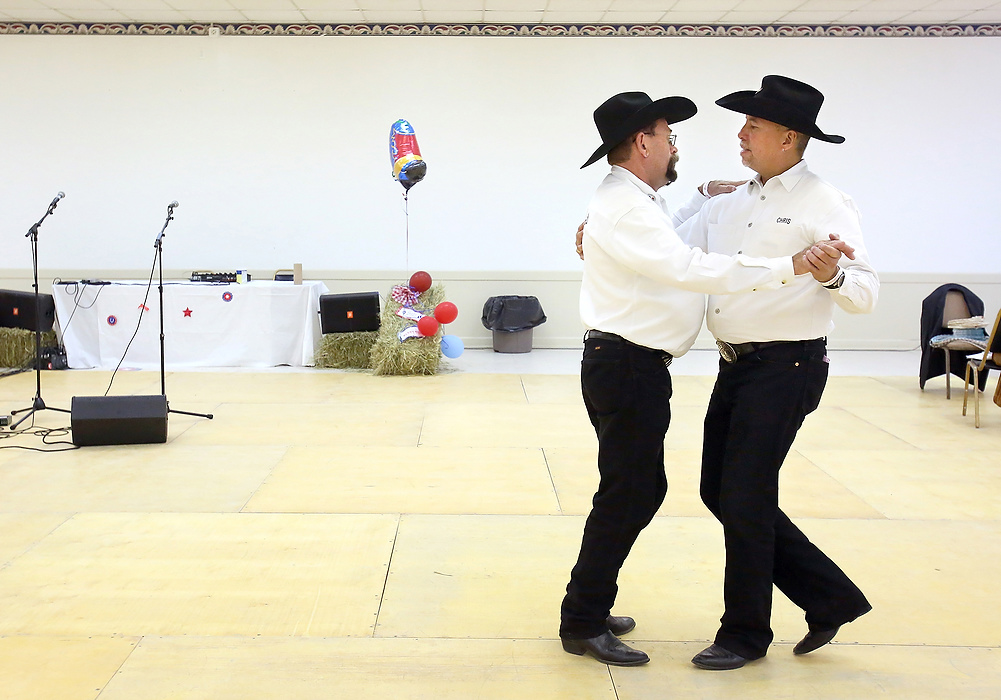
[668,134,677,145]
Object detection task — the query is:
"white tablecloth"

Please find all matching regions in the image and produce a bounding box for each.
[53,280,329,369]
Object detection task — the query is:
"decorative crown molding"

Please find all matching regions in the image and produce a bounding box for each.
[0,22,999,37]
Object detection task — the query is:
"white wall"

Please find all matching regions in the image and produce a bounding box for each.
[1,34,999,348]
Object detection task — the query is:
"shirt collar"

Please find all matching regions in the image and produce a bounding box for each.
[748,159,809,194]
[610,164,663,204]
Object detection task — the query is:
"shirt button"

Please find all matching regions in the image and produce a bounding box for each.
[781,280,788,284]
[714,308,720,314]
[747,223,753,227]
[737,250,742,254]
[760,196,766,200]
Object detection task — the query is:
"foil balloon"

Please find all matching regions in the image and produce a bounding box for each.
[389,119,427,191]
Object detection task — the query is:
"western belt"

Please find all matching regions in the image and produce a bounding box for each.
[584,330,673,368]
[716,338,825,363]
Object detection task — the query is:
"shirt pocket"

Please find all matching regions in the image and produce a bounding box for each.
[746,222,812,257]
[706,222,743,256]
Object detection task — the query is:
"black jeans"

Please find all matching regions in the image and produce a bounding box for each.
[700,339,871,659]
[560,336,672,639]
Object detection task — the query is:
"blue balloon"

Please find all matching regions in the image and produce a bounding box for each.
[440,334,464,358]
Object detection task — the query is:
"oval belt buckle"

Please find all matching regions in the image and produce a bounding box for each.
[716,340,737,364]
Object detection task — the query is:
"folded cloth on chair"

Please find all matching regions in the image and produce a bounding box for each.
[947,316,986,329]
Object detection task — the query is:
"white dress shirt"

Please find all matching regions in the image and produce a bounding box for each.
[678,159,879,344]
[580,166,795,356]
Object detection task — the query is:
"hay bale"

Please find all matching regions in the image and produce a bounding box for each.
[313,331,378,369]
[370,283,446,376]
[0,328,57,368]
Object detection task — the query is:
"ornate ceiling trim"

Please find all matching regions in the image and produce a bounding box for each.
[0,22,999,37]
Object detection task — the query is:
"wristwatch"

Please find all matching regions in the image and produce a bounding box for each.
[821,268,846,290]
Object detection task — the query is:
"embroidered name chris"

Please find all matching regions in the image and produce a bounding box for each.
[776,217,792,224]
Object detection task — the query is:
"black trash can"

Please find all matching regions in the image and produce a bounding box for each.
[481,296,547,353]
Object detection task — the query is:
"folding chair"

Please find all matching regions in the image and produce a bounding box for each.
[962,308,1001,428]
[927,290,984,398]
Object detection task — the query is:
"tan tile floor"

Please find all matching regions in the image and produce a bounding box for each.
[0,359,999,699]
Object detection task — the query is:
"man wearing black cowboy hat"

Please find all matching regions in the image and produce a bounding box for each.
[559,90,850,667]
[676,75,878,671]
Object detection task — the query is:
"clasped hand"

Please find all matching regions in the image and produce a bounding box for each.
[576,221,855,287]
[793,234,855,282]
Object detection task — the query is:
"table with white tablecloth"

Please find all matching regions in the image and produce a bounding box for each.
[52,280,329,370]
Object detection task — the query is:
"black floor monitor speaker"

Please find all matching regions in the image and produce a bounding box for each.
[319,292,381,333]
[71,395,168,446]
[0,289,56,332]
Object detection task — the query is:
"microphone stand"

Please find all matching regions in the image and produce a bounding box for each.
[11,194,71,429]
[154,203,213,421]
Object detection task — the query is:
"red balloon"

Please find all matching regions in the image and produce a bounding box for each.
[433,301,458,324]
[409,271,432,293]
[417,315,439,337]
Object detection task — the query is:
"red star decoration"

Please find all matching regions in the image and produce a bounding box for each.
[183,307,193,317]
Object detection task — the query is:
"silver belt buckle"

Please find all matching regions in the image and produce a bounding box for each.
[716,340,737,364]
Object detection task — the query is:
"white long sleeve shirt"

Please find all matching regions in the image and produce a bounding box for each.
[580,166,795,356]
[678,160,879,344]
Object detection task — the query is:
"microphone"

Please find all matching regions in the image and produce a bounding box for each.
[156,201,179,247]
[50,191,65,208]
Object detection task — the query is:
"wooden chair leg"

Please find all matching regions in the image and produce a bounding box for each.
[973,366,981,428]
[945,351,951,399]
[963,362,972,416]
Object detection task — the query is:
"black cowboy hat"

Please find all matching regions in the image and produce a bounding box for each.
[715,75,844,144]
[581,91,697,168]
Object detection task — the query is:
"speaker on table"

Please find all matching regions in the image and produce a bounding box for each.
[0,289,55,332]
[71,395,168,446]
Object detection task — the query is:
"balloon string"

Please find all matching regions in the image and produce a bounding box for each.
[403,190,409,272]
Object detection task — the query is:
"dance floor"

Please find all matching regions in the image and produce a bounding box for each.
[0,349,999,699]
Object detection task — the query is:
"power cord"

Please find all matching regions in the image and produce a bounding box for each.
[0,422,78,451]
[52,277,107,340]
[104,249,158,397]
